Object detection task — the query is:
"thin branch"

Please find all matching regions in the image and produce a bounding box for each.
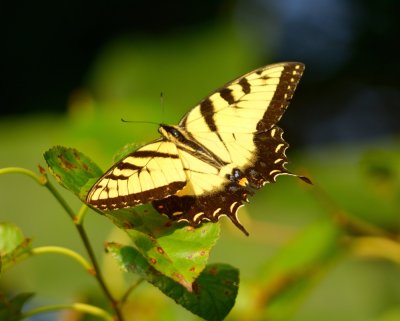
[20,302,114,321]
[42,176,125,320]
[43,176,76,220]
[0,167,44,185]
[32,246,93,272]
[75,223,124,320]
[119,278,145,307]
[76,204,89,224]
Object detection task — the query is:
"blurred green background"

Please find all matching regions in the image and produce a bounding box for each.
[1,1,400,320]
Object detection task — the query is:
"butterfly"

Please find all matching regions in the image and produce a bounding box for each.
[86,62,309,235]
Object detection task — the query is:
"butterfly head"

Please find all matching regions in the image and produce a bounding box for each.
[159,124,185,142]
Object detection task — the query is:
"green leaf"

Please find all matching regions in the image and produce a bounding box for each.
[112,141,139,163]
[0,223,32,273]
[44,146,220,287]
[0,292,34,321]
[107,243,238,321]
[245,219,344,321]
[0,223,25,256]
[106,205,220,290]
[43,146,103,197]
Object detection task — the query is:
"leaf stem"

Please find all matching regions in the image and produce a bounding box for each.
[45,181,126,320]
[0,167,43,185]
[75,223,125,320]
[43,176,76,220]
[119,278,144,307]
[44,176,125,320]
[32,246,93,272]
[20,302,114,321]
[76,204,89,224]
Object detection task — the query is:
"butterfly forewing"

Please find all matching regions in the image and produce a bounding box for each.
[86,140,187,210]
[178,63,304,167]
[179,63,304,134]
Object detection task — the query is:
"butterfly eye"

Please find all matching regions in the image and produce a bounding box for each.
[171,128,181,138]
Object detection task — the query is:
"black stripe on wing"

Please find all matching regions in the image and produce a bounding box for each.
[89,180,186,210]
[200,98,218,132]
[132,151,180,158]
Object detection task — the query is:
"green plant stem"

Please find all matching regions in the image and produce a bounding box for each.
[120,278,144,307]
[43,176,76,220]
[0,166,125,321]
[0,167,43,185]
[44,177,125,320]
[75,223,124,321]
[76,204,89,224]
[20,302,114,321]
[32,246,93,272]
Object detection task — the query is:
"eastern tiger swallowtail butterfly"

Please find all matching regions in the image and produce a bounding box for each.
[86,62,309,235]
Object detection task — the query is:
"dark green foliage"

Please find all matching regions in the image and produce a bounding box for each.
[0,292,34,321]
[107,243,239,321]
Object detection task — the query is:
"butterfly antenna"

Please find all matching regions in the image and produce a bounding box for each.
[120,118,159,126]
[160,92,165,122]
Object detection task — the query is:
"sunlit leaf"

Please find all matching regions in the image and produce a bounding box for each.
[44,146,103,197]
[0,292,34,321]
[106,205,220,290]
[0,223,25,256]
[107,243,238,321]
[0,223,32,273]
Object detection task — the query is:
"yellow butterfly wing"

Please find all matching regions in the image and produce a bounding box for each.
[86,140,187,210]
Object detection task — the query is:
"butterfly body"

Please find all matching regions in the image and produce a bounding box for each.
[86,62,307,235]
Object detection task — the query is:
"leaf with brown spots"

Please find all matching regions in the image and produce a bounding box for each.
[44,146,103,197]
[112,204,220,290]
[106,243,239,321]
